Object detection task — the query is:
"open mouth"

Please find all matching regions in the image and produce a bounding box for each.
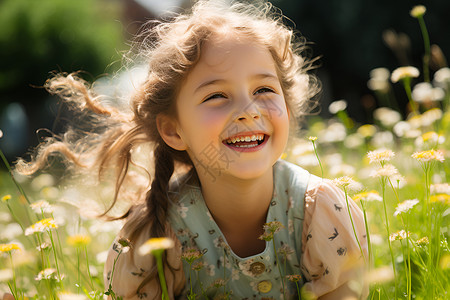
[223,133,268,149]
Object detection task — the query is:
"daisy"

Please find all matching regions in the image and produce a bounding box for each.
[30,200,54,214]
[389,230,410,242]
[332,176,363,192]
[371,164,399,178]
[367,149,395,164]
[139,237,174,255]
[410,5,426,18]
[353,190,382,202]
[391,66,420,83]
[430,183,450,195]
[412,149,445,162]
[394,199,419,216]
[0,243,21,253]
[25,218,58,236]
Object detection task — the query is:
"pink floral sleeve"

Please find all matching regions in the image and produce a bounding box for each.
[301,175,368,298]
[103,224,185,299]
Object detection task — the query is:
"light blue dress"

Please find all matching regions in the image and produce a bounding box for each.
[168,160,310,299]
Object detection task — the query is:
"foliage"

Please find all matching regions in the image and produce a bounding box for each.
[0,0,123,97]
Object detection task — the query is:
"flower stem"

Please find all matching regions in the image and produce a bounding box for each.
[154,250,170,300]
[107,249,123,299]
[360,200,372,269]
[344,188,366,264]
[8,253,18,299]
[273,241,286,300]
[48,229,63,288]
[311,140,324,180]
[402,77,418,115]
[418,15,431,82]
[381,178,397,299]
[295,282,301,300]
[84,245,95,290]
[6,202,25,231]
[406,216,412,300]
[77,247,81,293]
[0,148,31,205]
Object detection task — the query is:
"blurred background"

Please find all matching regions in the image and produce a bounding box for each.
[0,0,449,162]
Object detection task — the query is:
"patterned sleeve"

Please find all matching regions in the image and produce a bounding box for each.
[103,223,186,300]
[301,175,368,298]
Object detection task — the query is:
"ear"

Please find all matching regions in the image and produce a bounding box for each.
[156,114,187,151]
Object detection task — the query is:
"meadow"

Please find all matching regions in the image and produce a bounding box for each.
[0,5,449,300]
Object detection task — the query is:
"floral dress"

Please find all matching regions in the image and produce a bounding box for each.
[104,160,367,299]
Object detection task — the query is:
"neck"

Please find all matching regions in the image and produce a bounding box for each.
[196,168,274,256]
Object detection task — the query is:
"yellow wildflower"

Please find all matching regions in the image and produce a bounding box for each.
[421,131,438,142]
[1,194,11,202]
[391,66,420,83]
[357,124,377,138]
[412,149,445,162]
[67,234,91,247]
[440,254,450,270]
[367,149,395,164]
[389,230,410,242]
[308,136,318,142]
[332,176,363,192]
[353,190,382,202]
[139,237,174,255]
[416,237,429,246]
[430,194,450,204]
[0,243,21,253]
[286,274,302,282]
[410,5,426,18]
[25,218,58,236]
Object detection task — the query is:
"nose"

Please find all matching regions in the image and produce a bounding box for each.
[235,97,261,121]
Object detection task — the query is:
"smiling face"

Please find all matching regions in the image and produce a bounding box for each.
[170,36,290,182]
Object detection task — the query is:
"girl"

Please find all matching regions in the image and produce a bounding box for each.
[16,0,367,299]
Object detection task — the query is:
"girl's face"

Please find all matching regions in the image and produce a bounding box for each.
[174,36,290,182]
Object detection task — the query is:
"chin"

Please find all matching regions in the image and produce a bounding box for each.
[225,159,275,181]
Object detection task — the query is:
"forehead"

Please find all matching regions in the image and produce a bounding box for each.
[205,34,275,67]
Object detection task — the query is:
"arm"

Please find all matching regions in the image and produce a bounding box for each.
[1,293,14,300]
[301,176,368,299]
[318,282,359,300]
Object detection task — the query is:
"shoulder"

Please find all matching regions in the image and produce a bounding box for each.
[305,175,348,208]
[274,160,310,195]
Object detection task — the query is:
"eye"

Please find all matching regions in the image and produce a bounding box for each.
[254,87,276,95]
[203,92,227,102]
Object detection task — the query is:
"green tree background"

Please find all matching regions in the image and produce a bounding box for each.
[0,0,124,159]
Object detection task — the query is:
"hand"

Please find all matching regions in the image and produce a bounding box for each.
[1,293,15,300]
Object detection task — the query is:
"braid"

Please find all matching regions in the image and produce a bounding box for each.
[147,143,175,238]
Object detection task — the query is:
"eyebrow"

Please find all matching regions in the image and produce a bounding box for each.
[194,73,279,93]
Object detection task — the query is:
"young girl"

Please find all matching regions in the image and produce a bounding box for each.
[16,1,367,299]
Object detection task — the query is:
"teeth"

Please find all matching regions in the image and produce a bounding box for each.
[226,134,265,144]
